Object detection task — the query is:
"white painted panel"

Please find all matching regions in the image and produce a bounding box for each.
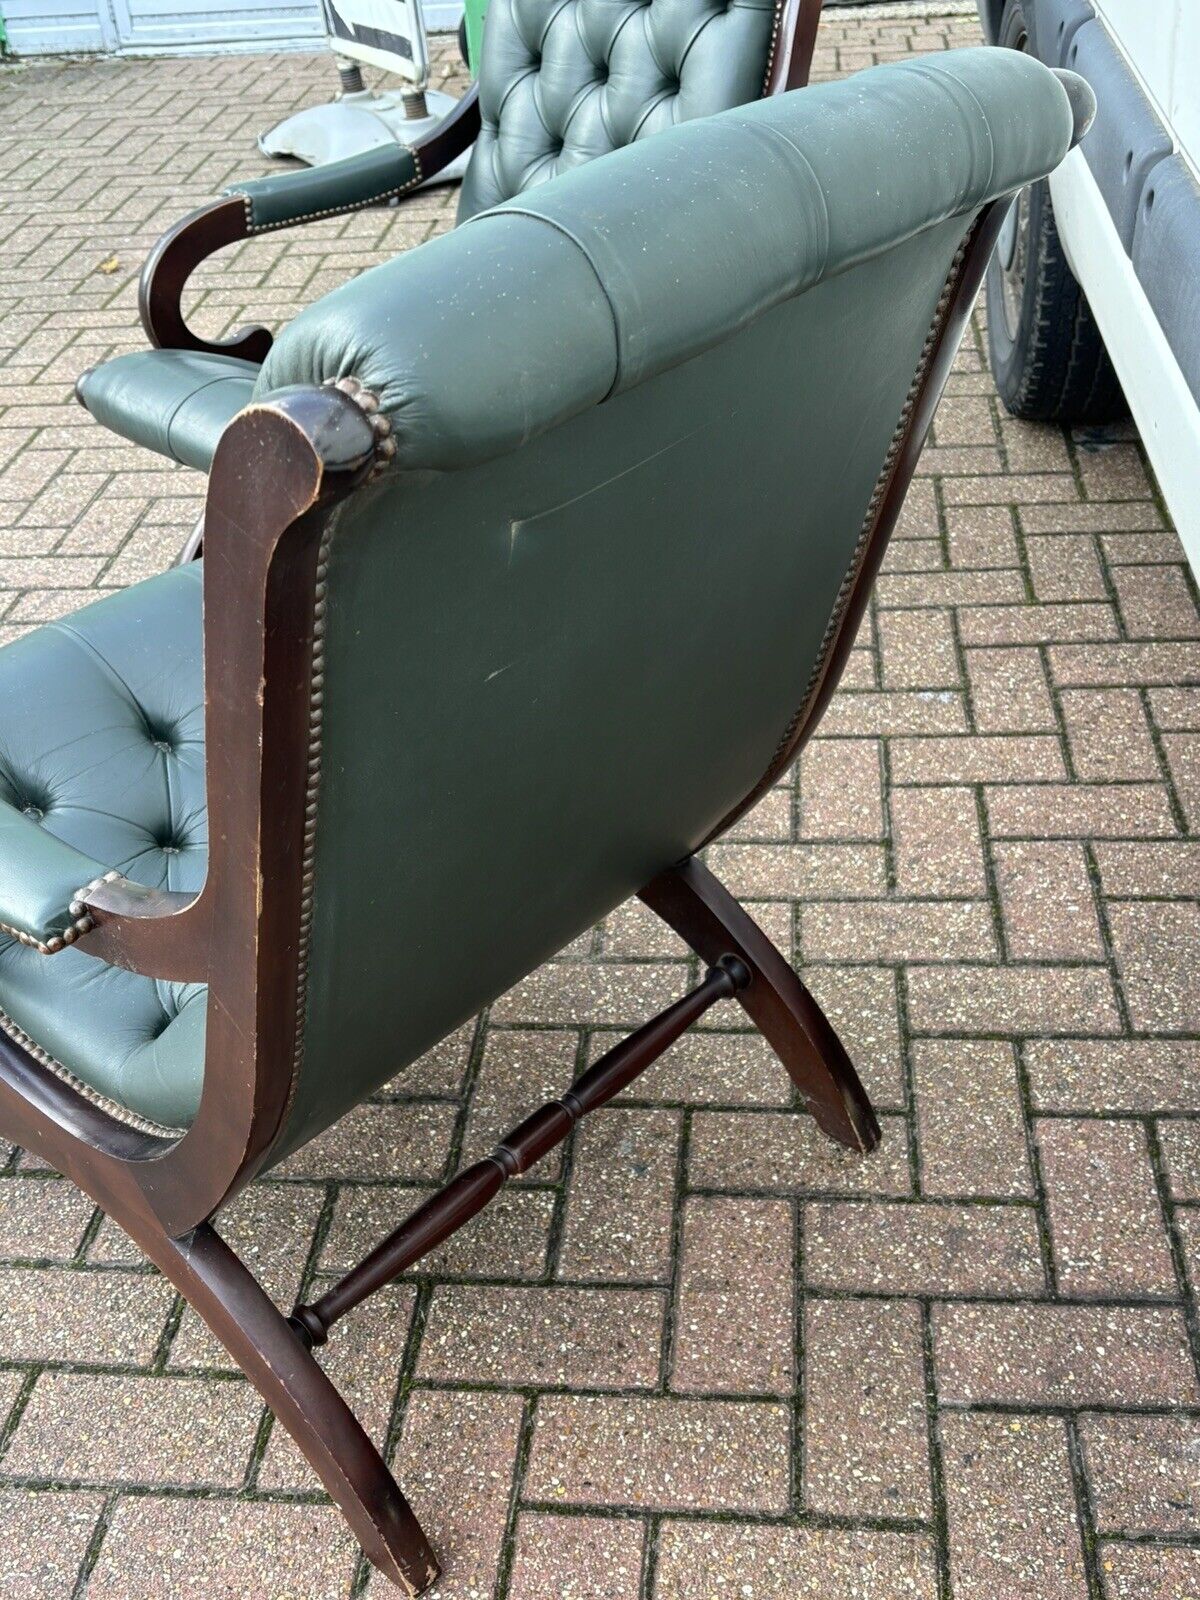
[4,0,114,53]
[107,0,325,49]
[1052,147,1200,573]
[1089,1,1199,187]
[1091,0,1178,115]
[1167,4,1200,177]
[6,0,461,55]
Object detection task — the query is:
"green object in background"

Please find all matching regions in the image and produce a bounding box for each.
[459,0,488,75]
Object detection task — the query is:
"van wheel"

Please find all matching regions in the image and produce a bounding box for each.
[985,0,1127,422]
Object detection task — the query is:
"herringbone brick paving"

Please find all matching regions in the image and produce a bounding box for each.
[1,7,1199,1596]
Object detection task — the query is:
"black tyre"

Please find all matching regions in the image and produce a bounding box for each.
[458,14,470,67]
[984,0,1127,423]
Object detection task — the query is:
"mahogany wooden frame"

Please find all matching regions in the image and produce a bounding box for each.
[0,192,1010,1590]
[137,0,827,363]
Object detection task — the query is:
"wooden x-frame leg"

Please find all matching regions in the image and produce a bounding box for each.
[72,852,878,1595]
[640,856,882,1153]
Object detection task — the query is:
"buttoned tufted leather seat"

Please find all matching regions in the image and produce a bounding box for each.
[0,564,206,1130]
[458,0,777,216]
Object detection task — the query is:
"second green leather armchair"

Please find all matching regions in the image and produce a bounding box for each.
[112,0,824,454]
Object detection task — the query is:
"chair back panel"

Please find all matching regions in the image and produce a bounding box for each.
[273,217,958,1159]
[251,53,1078,1160]
[457,0,777,218]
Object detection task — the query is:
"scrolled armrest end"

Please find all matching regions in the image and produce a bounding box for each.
[139,195,273,362]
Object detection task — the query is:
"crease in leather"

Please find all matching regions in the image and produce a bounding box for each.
[475,206,623,397]
[603,0,644,62]
[639,8,670,83]
[713,116,833,278]
[162,375,249,465]
[897,58,996,200]
[675,8,730,85]
[493,60,539,124]
[537,0,576,51]
[78,352,258,473]
[54,619,163,730]
[628,85,677,142]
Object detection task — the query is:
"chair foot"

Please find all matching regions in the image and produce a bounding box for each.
[142,1221,439,1594]
[639,855,881,1154]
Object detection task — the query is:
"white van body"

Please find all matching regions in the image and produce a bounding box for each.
[980,0,1200,568]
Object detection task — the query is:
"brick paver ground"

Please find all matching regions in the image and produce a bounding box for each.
[2,6,1199,1597]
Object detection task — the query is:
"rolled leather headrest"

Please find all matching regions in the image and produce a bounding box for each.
[257,48,1079,470]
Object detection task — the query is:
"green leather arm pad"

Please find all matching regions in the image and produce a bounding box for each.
[225,144,422,234]
[76,350,259,471]
[0,803,115,954]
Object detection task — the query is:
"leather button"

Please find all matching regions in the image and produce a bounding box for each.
[153,739,173,753]
[21,804,44,822]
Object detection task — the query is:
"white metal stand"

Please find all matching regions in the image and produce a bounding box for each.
[259,76,470,186]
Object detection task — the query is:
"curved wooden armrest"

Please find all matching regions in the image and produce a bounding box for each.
[138,84,482,363]
[418,79,482,175]
[139,195,273,362]
[78,877,210,984]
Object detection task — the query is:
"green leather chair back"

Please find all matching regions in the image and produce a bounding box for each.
[457,0,778,219]
[254,51,1078,1160]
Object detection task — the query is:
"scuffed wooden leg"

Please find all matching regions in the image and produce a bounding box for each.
[639,855,881,1154]
[143,1220,439,1595]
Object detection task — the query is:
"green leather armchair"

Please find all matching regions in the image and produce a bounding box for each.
[84,0,825,487]
[4,53,1091,1594]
